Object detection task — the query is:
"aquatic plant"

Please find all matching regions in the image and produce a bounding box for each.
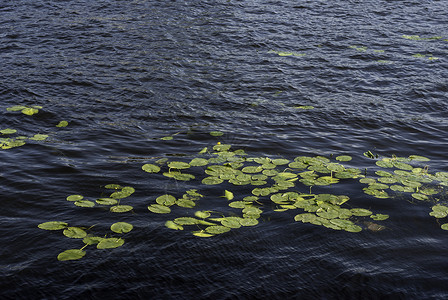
[38,220,132,261]
[6,105,42,116]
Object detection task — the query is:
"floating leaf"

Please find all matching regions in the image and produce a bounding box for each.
[96,198,118,205]
[21,107,39,115]
[38,221,68,230]
[0,128,17,135]
[6,105,27,112]
[165,220,184,230]
[142,164,161,173]
[411,193,428,201]
[205,225,231,234]
[156,194,176,206]
[74,200,95,207]
[83,236,104,245]
[148,204,171,214]
[350,208,372,217]
[97,238,124,249]
[192,231,214,237]
[441,224,448,231]
[210,131,224,137]
[202,176,223,185]
[110,205,133,213]
[56,121,68,127]
[168,161,190,169]
[190,158,209,166]
[224,190,234,200]
[239,218,259,226]
[29,134,48,141]
[174,217,200,225]
[57,249,86,261]
[111,222,133,234]
[336,155,352,162]
[105,184,122,189]
[63,227,87,239]
[195,211,211,219]
[371,214,389,221]
[160,136,173,140]
[409,155,430,161]
[221,217,242,228]
[66,195,83,202]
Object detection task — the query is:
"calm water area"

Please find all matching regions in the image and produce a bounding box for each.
[1,0,448,299]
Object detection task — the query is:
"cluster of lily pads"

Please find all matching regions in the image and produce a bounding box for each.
[2,105,68,150]
[38,184,135,260]
[38,220,133,261]
[143,143,397,237]
[66,184,135,212]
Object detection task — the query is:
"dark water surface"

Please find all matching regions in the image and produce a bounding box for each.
[1,0,448,299]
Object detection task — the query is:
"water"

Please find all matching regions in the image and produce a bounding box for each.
[1,0,448,298]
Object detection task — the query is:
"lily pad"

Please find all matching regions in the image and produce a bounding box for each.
[110,205,133,213]
[205,225,231,234]
[142,164,161,173]
[57,249,86,261]
[74,200,95,208]
[63,227,87,239]
[56,121,69,127]
[0,128,17,135]
[168,161,191,170]
[210,131,224,136]
[165,220,184,230]
[66,195,83,202]
[148,204,171,214]
[111,222,133,234]
[96,198,118,205]
[97,238,124,249]
[38,221,68,230]
[83,236,104,245]
[190,158,209,166]
[156,194,176,206]
[336,155,352,162]
[350,208,372,217]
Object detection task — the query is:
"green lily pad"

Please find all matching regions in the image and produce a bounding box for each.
[220,217,242,228]
[202,176,223,185]
[371,214,389,221]
[174,217,200,225]
[97,238,124,249]
[156,194,176,206]
[165,220,184,230]
[210,131,224,136]
[74,200,95,207]
[205,225,231,234]
[21,107,39,115]
[111,222,133,234]
[110,205,133,213]
[168,161,191,169]
[56,121,69,127]
[57,249,86,261]
[272,158,290,165]
[239,218,259,226]
[0,128,17,135]
[242,166,263,173]
[195,211,211,219]
[175,199,196,208]
[142,164,161,173]
[190,158,209,166]
[441,224,448,231]
[96,198,118,205]
[29,134,48,141]
[148,204,171,214]
[83,236,104,245]
[411,193,428,201]
[38,221,68,230]
[192,231,215,237]
[336,155,352,162]
[66,195,84,202]
[63,227,87,239]
[6,105,27,112]
[350,208,372,217]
